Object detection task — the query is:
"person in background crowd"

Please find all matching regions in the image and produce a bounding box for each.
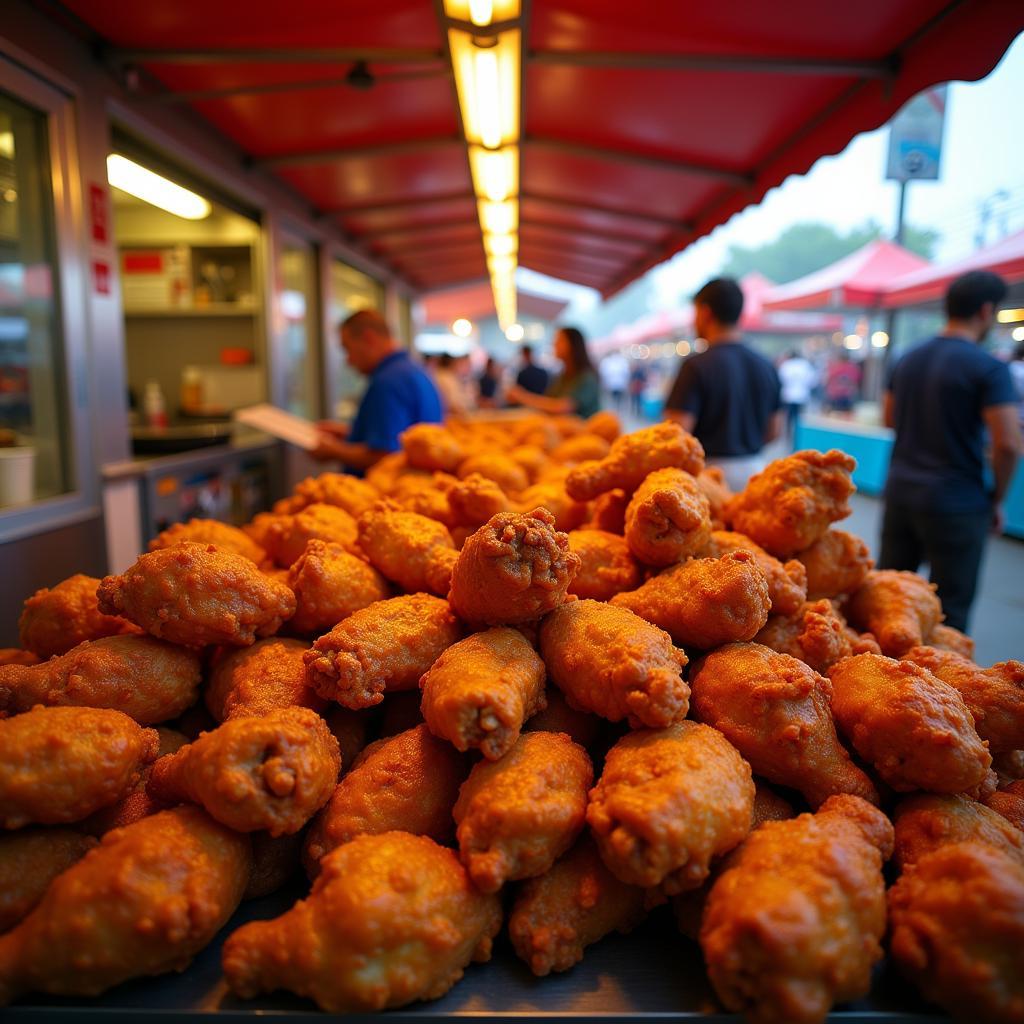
[880,270,1023,632]
[599,350,630,411]
[1010,341,1024,427]
[824,351,860,414]
[515,345,549,396]
[478,357,501,409]
[434,353,475,416]
[313,309,442,472]
[507,326,602,418]
[664,277,782,491]
[628,361,647,419]
[778,348,818,444]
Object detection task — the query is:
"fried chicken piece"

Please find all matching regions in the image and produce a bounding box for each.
[700,794,893,1024]
[97,543,295,648]
[400,423,466,473]
[18,574,140,660]
[928,623,976,659]
[304,594,462,709]
[509,834,646,976]
[392,473,459,526]
[148,518,268,565]
[515,415,562,452]
[504,444,545,483]
[566,529,641,601]
[285,538,391,635]
[148,707,339,836]
[690,642,878,808]
[708,530,808,616]
[0,806,250,1004]
[302,724,466,878]
[420,627,546,761]
[357,500,458,596]
[551,432,611,465]
[242,510,281,550]
[243,831,302,901]
[448,508,579,627]
[995,750,1024,784]
[795,528,873,600]
[585,410,621,442]
[0,648,38,666]
[587,722,754,894]
[0,828,97,933]
[292,472,380,518]
[724,449,856,558]
[987,780,1024,832]
[584,487,629,533]
[0,634,201,725]
[829,653,991,793]
[446,472,511,529]
[540,599,688,729]
[523,688,606,751]
[263,502,360,568]
[843,570,942,657]
[696,467,734,528]
[901,647,1024,754]
[457,452,529,495]
[454,731,592,893]
[611,551,771,650]
[892,792,1024,872]
[515,480,588,532]
[565,422,705,501]
[623,467,711,567]
[364,450,408,493]
[888,842,1024,1024]
[753,599,855,674]
[324,706,370,775]
[0,706,158,829]
[205,637,324,721]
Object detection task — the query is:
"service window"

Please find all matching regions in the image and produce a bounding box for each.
[326,258,384,419]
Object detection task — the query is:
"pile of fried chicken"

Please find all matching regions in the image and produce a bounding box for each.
[0,413,1021,1023]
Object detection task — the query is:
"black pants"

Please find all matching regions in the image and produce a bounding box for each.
[878,501,990,632]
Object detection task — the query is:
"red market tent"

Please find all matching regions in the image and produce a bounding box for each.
[740,271,843,332]
[418,282,567,326]
[761,240,930,312]
[881,228,1024,307]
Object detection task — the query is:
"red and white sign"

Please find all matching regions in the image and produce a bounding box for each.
[89,183,108,245]
[92,260,111,295]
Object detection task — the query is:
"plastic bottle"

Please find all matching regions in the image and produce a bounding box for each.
[180,366,203,415]
[144,380,169,429]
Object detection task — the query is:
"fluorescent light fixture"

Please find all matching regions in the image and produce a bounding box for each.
[452,317,473,337]
[997,308,1024,323]
[870,331,889,348]
[478,199,518,235]
[487,254,516,277]
[450,29,520,151]
[0,131,14,160]
[107,154,211,220]
[469,146,518,203]
[505,323,525,342]
[442,0,520,26]
[484,232,517,258]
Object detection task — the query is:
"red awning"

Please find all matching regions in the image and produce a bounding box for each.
[881,228,1024,307]
[739,271,843,332]
[58,0,1023,299]
[418,282,567,325]
[761,240,930,311]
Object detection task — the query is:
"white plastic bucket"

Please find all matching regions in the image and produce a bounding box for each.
[0,447,35,507]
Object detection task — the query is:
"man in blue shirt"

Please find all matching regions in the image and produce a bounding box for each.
[312,309,442,472]
[881,270,1022,631]
[515,345,549,396]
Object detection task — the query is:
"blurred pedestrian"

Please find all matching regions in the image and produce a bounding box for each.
[1010,342,1024,427]
[477,357,501,409]
[507,326,601,418]
[778,348,817,444]
[825,351,860,414]
[628,361,647,418]
[515,345,549,396]
[434,353,475,416]
[599,350,629,411]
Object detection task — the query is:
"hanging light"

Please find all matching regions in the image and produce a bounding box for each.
[442,0,520,26]
[449,29,520,150]
[478,199,518,235]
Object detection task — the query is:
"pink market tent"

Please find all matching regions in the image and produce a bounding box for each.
[762,240,930,312]
[881,228,1024,307]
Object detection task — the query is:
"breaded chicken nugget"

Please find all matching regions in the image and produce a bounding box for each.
[843,570,942,657]
[566,529,641,601]
[540,599,688,729]
[148,518,267,565]
[551,432,611,465]
[829,653,991,794]
[623,467,711,567]
[986,780,1024,832]
[795,528,873,600]
[707,530,808,616]
[263,502,360,568]
[292,472,380,518]
[420,627,546,761]
[97,543,295,647]
[585,410,621,442]
[928,623,975,659]
[753,598,856,674]
[223,832,501,1013]
[454,731,592,893]
[458,452,529,495]
[585,487,629,533]
[587,722,754,894]
[400,423,466,473]
[514,480,588,532]
[148,707,339,836]
[696,467,733,528]
[523,688,607,752]
[446,472,511,529]
[0,648,38,666]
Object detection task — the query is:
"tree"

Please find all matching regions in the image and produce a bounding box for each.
[720,220,940,284]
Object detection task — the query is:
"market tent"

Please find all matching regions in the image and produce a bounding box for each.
[418,282,567,325]
[881,228,1024,307]
[761,240,930,311]
[739,272,843,332]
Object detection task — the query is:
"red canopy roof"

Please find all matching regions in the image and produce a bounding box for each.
[58,0,1022,300]
[881,228,1024,307]
[761,239,930,311]
[418,282,567,326]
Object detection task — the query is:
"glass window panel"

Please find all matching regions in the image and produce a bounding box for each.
[278,242,318,419]
[326,259,383,419]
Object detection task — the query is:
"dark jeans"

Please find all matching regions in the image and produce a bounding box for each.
[878,501,990,632]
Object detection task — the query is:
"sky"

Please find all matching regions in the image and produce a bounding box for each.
[521,29,1024,323]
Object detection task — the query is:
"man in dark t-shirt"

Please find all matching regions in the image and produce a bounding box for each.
[665,277,782,491]
[516,345,549,396]
[881,270,1022,631]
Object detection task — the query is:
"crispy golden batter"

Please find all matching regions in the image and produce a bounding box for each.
[292,472,380,518]
[696,467,733,528]
[587,722,754,894]
[420,627,546,761]
[565,422,705,501]
[523,688,606,751]
[690,643,878,808]
[724,449,856,558]
[323,706,371,775]
[987,780,1024,831]
[928,623,975,659]
[448,508,579,627]
[611,551,771,650]
[224,831,501,1012]
[454,731,592,893]
[18,574,140,660]
[623,467,711,567]
[566,529,641,601]
[901,646,1024,754]
[446,472,511,529]
[507,444,547,483]
[892,792,1024,872]
[97,543,295,647]
[0,707,158,829]
[708,530,808,616]
[400,422,466,473]
[753,598,856,674]
[514,480,588,532]
[458,452,529,495]
[795,528,873,600]
[509,834,646,976]
[0,634,201,724]
[585,410,621,442]
[0,806,249,1004]
[888,842,1024,1024]
[700,795,893,1024]
[843,570,942,657]
[357,500,458,596]
[829,653,991,793]
[263,502,360,568]
[243,832,302,901]
[148,518,268,565]
[540,599,688,729]
[304,594,462,709]
[550,432,611,465]
[0,828,97,933]
[585,487,629,533]
[0,648,38,666]
[302,724,467,877]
